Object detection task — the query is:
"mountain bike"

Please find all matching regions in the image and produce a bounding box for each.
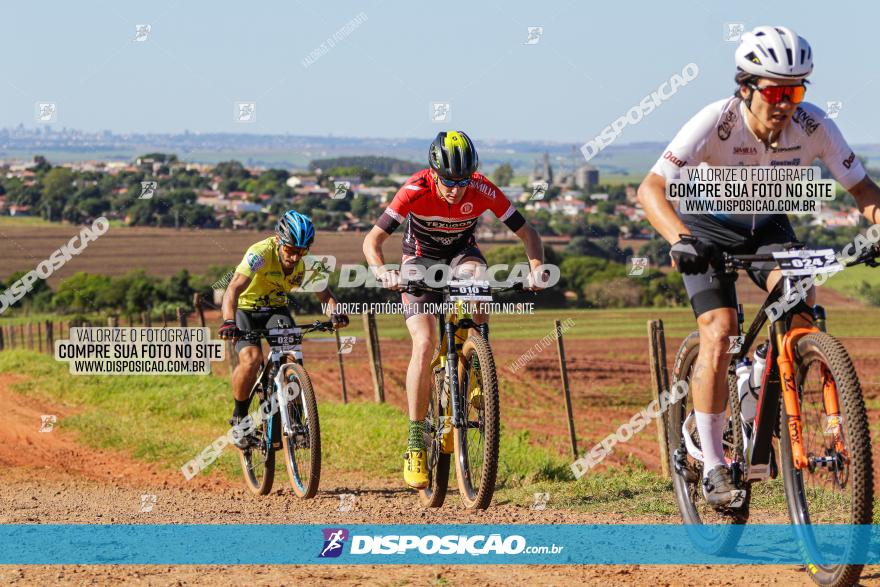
[667,244,876,587]
[403,279,523,510]
[235,319,336,498]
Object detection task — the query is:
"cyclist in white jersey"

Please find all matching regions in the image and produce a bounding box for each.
[638,26,880,508]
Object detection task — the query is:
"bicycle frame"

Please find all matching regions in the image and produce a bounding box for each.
[244,322,328,447]
[729,274,831,479]
[433,299,478,431]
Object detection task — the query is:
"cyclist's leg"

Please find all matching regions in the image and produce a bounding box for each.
[400,257,441,488]
[231,310,266,447]
[681,215,743,503]
[686,274,739,469]
[404,312,438,422]
[233,309,265,404]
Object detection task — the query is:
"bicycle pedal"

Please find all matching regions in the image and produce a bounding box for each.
[728,489,747,509]
[673,448,699,483]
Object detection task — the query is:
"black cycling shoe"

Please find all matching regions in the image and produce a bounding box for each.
[702,464,747,510]
[229,415,257,450]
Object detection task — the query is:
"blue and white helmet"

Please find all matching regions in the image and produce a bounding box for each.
[275,210,315,248]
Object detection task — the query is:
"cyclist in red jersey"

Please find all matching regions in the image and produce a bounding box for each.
[363,131,548,489]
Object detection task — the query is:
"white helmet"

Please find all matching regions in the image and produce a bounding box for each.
[735,26,813,80]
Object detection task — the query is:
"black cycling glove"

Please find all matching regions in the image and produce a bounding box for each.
[670,235,716,275]
[218,319,238,339]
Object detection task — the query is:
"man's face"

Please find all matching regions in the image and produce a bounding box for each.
[434,172,470,205]
[276,236,307,268]
[742,77,804,132]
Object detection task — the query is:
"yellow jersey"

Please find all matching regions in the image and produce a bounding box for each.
[235,237,306,310]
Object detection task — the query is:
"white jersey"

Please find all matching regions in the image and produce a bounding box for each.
[650,97,866,229]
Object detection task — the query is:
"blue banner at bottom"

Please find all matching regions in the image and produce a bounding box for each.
[1,524,878,565]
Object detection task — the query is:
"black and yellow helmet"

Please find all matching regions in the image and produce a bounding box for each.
[428,131,479,180]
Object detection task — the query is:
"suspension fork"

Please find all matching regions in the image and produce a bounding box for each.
[443,315,463,429]
[777,326,821,469]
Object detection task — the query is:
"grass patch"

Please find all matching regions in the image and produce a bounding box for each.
[821,263,880,303]
[499,459,676,515]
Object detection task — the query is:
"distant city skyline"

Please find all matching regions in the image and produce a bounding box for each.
[3,2,877,146]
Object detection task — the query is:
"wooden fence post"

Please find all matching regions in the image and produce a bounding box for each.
[27,323,34,350]
[193,293,205,327]
[0,326,5,351]
[363,312,384,403]
[162,311,168,327]
[176,307,188,327]
[46,321,54,354]
[37,322,43,353]
[555,320,578,459]
[648,319,671,479]
[142,312,152,327]
[335,329,348,404]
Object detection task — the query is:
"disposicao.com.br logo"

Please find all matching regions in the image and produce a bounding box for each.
[319,528,563,557]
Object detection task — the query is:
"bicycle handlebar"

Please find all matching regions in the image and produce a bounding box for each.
[236,320,335,341]
[720,243,880,273]
[401,280,526,295]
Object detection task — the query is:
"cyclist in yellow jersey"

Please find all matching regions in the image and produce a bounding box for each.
[219,210,348,448]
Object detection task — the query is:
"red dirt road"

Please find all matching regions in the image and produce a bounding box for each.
[2,371,879,585]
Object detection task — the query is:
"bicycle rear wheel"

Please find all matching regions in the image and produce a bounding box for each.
[419,367,451,507]
[667,332,749,554]
[239,384,276,495]
[281,362,321,499]
[454,334,499,510]
[779,332,872,587]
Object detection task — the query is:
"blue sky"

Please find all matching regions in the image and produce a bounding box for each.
[2,0,875,144]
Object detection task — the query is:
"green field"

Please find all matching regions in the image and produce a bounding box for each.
[352,305,880,341]
[821,263,880,302]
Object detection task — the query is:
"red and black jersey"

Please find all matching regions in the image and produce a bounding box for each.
[376,169,525,258]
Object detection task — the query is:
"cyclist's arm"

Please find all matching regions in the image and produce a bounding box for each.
[638,172,691,244]
[222,272,252,322]
[640,102,717,244]
[363,225,393,278]
[513,222,545,273]
[847,176,880,226]
[313,287,339,316]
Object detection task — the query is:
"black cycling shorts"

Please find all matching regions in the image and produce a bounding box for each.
[400,245,487,320]
[234,308,294,354]
[680,213,799,317]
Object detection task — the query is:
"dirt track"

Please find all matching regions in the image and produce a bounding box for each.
[3,376,879,586]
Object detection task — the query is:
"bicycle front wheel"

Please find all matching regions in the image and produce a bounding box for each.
[779,332,873,587]
[281,363,322,499]
[419,367,451,507]
[667,332,748,554]
[454,334,499,510]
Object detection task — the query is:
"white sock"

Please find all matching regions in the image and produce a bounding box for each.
[694,410,727,477]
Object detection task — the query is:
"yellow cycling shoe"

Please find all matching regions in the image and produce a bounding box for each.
[403,449,428,489]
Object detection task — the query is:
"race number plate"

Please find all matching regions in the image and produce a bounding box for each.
[772,249,842,277]
[448,279,492,302]
[267,327,302,352]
